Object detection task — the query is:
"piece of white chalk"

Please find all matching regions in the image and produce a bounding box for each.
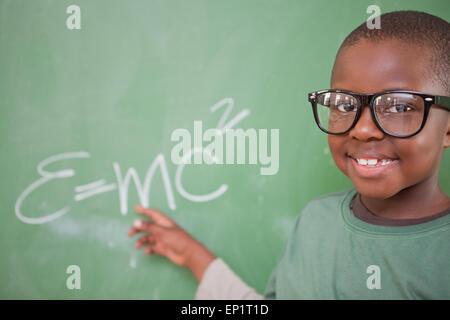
[134,219,142,228]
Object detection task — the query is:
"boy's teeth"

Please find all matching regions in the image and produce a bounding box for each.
[357,159,368,165]
[356,158,393,166]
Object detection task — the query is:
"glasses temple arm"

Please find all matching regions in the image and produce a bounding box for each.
[435,95,450,111]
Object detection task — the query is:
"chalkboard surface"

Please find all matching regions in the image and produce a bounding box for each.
[1,0,449,299]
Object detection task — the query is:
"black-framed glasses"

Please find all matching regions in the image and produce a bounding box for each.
[308,89,450,138]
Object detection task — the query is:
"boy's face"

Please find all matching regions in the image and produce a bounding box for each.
[329,39,450,199]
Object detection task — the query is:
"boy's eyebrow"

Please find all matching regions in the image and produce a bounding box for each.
[331,85,415,93]
[331,86,446,96]
[375,87,415,92]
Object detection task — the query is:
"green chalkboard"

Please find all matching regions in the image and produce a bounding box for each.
[1,0,449,299]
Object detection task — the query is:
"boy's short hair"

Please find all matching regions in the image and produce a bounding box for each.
[336,10,450,94]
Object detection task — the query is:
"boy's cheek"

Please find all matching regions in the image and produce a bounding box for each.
[327,136,347,169]
[332,153,348,175]
[397,132,440,173]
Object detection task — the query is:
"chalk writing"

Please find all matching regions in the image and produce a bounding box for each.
[15,98,251,224]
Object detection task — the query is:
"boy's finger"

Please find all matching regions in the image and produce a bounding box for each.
[132,219,164,234]
[128,225,153,237]
[145,244,160,255]
[145,246,153,255]
[135,234,155,249]
[128,227,139,237]
[134,205,174,227]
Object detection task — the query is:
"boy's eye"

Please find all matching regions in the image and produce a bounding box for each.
[385,104,413,113]
[336,103,357,112]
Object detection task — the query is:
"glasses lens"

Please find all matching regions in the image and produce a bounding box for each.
[373,93,425,136]
[316,92,359,133]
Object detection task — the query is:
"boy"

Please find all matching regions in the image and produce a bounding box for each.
[128,11,450,299]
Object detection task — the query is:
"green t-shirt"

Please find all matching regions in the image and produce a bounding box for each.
[264,188,450,299]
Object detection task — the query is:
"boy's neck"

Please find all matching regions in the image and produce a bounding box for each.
[360,175,450,220]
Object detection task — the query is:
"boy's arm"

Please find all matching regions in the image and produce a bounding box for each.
[128,205,263,299]
[195,258,264,300]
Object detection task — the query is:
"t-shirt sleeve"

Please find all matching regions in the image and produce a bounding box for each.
[194,258,264,300]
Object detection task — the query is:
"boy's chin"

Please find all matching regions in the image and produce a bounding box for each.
[351,180,400,200]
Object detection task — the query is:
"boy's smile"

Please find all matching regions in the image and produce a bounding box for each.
[329,39,450,218]
[347,153,399,179]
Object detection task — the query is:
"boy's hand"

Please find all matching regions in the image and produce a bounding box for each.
[128,205,216,281]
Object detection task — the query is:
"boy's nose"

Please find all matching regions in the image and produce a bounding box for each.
[349,104,385,141]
